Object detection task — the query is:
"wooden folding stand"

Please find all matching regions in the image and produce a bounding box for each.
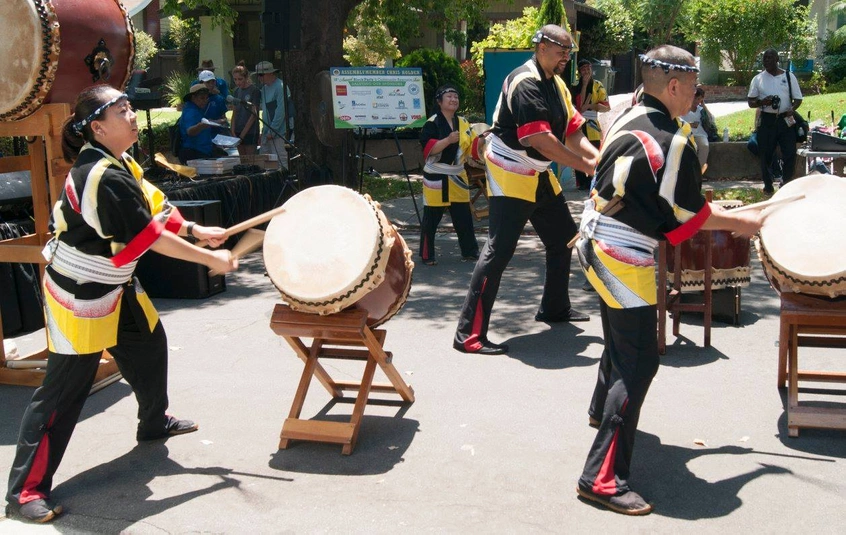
[656,190,715,354]
[269,304,415,454]
[465,163,489,221]
[0,104,120,392]
[777,293,846,437]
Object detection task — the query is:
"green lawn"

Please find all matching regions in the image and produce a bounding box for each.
[717,91,846,141]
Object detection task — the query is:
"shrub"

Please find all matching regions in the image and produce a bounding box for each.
[470,7,539,75]
[164,70,195,108]
[165,16,201,72]
[133,30,159,71]
[459,60,484,118]
[396,48,468,117]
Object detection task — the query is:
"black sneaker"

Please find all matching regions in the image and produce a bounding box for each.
[453,340,509,355]
[461,253,479,262]
[5,499,63,523]
[137,415,199,441]
[577,487,653,515]
[535,308,590,322]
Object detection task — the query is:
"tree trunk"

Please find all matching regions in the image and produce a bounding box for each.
[281,0,359,188]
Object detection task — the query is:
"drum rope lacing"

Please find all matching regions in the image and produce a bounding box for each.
[757,242,846,290]
[270,199,389,310]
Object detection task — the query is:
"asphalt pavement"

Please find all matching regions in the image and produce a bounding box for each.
[2,174,844,534]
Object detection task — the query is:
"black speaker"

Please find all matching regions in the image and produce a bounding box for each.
[261,0,301,51]
[135,200,226,299]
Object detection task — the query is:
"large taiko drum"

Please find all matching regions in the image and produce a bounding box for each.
[667,200,752,291]
[756,174,846,297]
[0,0,135,121]
[263,185,414,327]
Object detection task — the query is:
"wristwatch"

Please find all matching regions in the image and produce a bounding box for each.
[186,221,196,237]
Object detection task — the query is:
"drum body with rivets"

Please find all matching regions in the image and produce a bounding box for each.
[0,0,135,121]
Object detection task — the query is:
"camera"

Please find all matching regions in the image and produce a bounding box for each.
[769,95,781,110]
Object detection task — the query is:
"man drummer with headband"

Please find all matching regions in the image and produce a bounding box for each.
[573,45,763,515]
[453,24,598,355]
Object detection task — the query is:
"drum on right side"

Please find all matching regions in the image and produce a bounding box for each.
[756,174,846,297]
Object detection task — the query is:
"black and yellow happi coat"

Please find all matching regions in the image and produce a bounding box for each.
[576,94,710,309]
[44,142,185,354]
[420,112,480,207]
[486,57,585,202]
[572,77,609,142]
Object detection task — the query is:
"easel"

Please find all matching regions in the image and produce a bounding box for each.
[269,304,415,455]
[0,103,121,392]
[353,128,422,226]
[656,191,714,354]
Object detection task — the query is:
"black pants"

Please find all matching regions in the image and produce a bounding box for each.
[757,113,797,191]
[7,292,170,505]
[454,176,577,349]
[419,203,479,262]
[578,301,659,496]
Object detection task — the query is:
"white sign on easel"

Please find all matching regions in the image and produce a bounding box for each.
[330,67,427,129]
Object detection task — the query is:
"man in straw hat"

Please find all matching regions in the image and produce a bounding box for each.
[192,59,228,98]
[255,60,292,169]
[572,45,763,516]
[177,84,227,164]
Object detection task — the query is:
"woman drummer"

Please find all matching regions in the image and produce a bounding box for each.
[5,85,238,524]
[419,84,483,265]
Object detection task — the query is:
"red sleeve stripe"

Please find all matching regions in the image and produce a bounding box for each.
[665,203,712,246]
[64,175,81,214]
[517,121,551,140]
[111,219,165,267]
[423,139,438,160]
[566,111,586,138]
[164,207,185,234]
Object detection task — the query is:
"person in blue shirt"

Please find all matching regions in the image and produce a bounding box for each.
[178,84,227,164]
[192,59,229,99]
[255,60,292,169]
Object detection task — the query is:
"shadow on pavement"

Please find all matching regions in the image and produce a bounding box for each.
[53,443,251,532]
[268,414,419,476]
[632,431,793,519]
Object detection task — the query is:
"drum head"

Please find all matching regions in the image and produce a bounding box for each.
[759,174,846,290]
[264,185,391,311]
[0,0,58,120]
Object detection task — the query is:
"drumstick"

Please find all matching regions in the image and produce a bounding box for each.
[208,229,265,276]
[727,193,804,213]
[195,205,285,248]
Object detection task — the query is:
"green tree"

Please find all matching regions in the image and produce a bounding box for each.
[826,2,846,48]
[536,0,566,28]
[580,0,633,59]
[687,0,815,85]
[133,30,159,71]
[622,0,690,49]
[160,0,492,187]
[470,7,540,74]
[397,49,468,116]
[343,4,401,67]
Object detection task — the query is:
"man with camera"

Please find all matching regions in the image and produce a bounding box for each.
[747,48,803,194]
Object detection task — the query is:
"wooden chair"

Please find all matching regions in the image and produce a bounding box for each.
[269,304,415,454]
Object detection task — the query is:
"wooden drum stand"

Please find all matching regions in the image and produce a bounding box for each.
[270,304,415,455]
[0,104,121,392]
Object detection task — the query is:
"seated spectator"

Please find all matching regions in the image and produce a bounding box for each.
[178,84,228,164]
[697,87,720,142]
[680,86,710,173]
[192,59,229,98]
[198,70,228,127]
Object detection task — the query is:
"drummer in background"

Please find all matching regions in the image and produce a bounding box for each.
[230,61,261,155]
[419,84,481,266]
[178,84,228,164]
[4,85,238,524]
[572,59,610,191]
[573,45,763,516]
[680,86,711,174]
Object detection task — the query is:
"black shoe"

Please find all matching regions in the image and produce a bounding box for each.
[137,415,199,441]
[453,340,509,355]
[582,281,595,292]
[535,308,590,323]
[422,258,437,266]
[461,253,479,262]
[763,186,775,195]
[588,416,601,428]
[5,499,63,523]
[576,487,653,516]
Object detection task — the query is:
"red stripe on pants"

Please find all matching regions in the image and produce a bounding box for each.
[19,412,56,503]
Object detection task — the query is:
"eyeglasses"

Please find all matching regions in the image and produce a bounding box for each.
[541,35,575,52]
